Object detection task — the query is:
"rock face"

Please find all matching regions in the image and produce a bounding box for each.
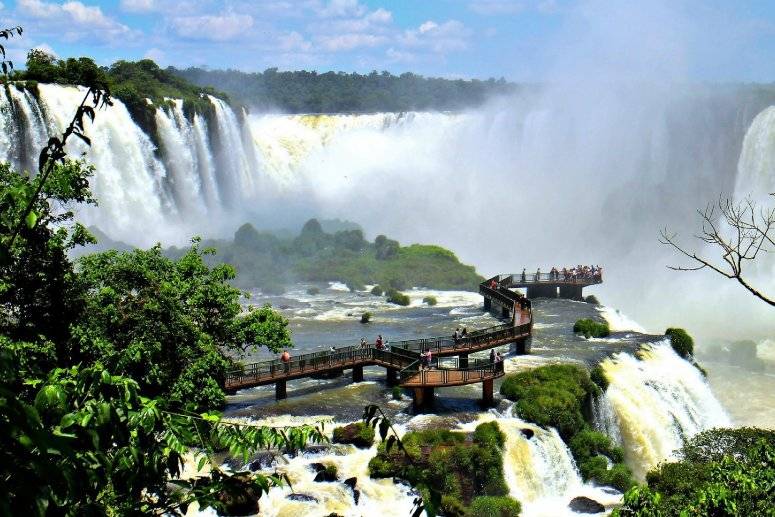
[521,428,535,440]
[310,462,338,482]
[568,496,605,513]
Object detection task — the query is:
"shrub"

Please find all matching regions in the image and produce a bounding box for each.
[615,430,775,516]
[392,386,402,400]
[332,422,375,448]
[665,328,694,358]
[584,294,600,305]
[346,280,365,292]
[500,365,597,440]
[422,295,438,306]
[473,421,506,449]
[570,429,634,490]
[590,364,609,391]
[468,496,522,517]
[306,286,320,295]
[370,285,384,296]
[386,289,410,306]
[360,312,371,324]
[573,319,610,338]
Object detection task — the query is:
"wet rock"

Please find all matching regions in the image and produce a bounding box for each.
[521,428,535,439]
[248,451,277,471]
[301,444,331,455]
[199,472,260,516]
[287,493,318,503]
[311,463,338,482]
[309,462,326,473]
[326,514,344,517]
[344,477,360,505]
[568,496,605,513]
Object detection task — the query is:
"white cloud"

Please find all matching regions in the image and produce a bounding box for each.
[120,0,155,13]
[401,20,471,53]
[279,31,312,52]
[170,13,254,41]
[317,32,386,52]
[32,42,58,58]
[468,0,524,15]
[315,0,366,18]
[144,47,165,63]
[17,0,133,41]
[386,46,416,63]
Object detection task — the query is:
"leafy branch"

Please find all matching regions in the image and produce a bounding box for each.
[0,25,23,76]
[659,194,775,307]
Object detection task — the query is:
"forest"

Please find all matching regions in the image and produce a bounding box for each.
[172,67,519,113]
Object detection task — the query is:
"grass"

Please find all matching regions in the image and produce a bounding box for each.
[332,422,375,448]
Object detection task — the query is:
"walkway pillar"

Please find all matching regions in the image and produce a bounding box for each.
[275,380,287,400]
[459,353,469,369]
[482,378,494,406]
[352,365,364,382]
[386,367,398,386]
[559,285,583,300]
[413,387,435,410]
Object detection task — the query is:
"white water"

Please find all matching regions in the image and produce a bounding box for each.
[600,341,730,479]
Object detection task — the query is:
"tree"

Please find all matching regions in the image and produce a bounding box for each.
[660,194,775,306]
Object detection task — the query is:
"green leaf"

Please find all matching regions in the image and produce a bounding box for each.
[25,210,38,228]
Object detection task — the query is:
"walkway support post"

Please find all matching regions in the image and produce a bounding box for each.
[459,353,469,369]
[352,365,364,382]
[275,380,287,400]
[386,367,398,386]
[559,285,583,300]
[413,387,434,410]
[482,378,493,406]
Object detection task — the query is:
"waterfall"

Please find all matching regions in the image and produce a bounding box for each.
[7,86,48,171]
[208,95,254,203]
[155,100,205,215]
[735,105,775,199]
[192,112,220,207]
[601,341,730,479]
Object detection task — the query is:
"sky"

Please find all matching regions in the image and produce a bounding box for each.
[1,0,774,81]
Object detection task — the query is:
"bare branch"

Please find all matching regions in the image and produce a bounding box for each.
[660,194,775,307]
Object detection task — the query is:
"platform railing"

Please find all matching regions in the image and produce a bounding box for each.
[502,271,603,284]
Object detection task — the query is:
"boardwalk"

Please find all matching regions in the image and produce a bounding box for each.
[226,276,535,407]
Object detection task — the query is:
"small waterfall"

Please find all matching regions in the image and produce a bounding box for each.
[208,95,254,203]
[601,341,730,479]
[192,113,220,207]
[735,105,775,198]
[592,395,622,447]
[460,413,621,517]
[7,86,48,171]
[155,100,205,215]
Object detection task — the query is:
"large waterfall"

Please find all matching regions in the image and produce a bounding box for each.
[1,81,774,337]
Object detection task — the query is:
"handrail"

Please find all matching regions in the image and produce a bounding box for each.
[501,271,603,284]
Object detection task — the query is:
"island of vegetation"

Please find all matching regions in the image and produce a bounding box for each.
[368,422,520,517]
[166,218,484,293]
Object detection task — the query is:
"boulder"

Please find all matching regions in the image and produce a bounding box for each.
[344,477,360,505]
[207,472,260,516]
[247,451,277,471]
[287,493,318,503]
[568,496,605,514]
[521,428,535,440]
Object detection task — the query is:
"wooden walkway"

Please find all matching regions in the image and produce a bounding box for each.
[225,276,535,406]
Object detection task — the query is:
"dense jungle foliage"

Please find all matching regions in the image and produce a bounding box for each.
[174,67,518,113]
[0,31,325,512]
[614,428,775,516]
[167,218,484,293]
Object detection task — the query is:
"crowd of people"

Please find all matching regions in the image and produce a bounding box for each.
[519,265,603,283]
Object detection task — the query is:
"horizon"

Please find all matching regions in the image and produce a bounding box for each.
[0,0,773,82]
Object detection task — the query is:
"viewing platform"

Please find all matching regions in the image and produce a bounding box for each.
[484,269,602,301]
[226,277,533,408]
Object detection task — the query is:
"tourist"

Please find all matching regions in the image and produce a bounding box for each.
[329,345,336,353]
[489,278,498,289]
[375,334,384,350]
[461,327,468,339]
[421,350,429,370]
[427,348,433,368]
[490,348,496,363]
[280,349,290,373]
[521,268,527,282]
[535,268,541,281]
[360,337,368,349]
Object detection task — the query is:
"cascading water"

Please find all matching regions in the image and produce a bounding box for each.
[208,95,255,204]
[600,341,730,479]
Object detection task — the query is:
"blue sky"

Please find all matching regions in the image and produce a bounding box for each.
[1,0,774,81]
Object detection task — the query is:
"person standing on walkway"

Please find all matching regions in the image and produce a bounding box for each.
[281,350,290,373]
